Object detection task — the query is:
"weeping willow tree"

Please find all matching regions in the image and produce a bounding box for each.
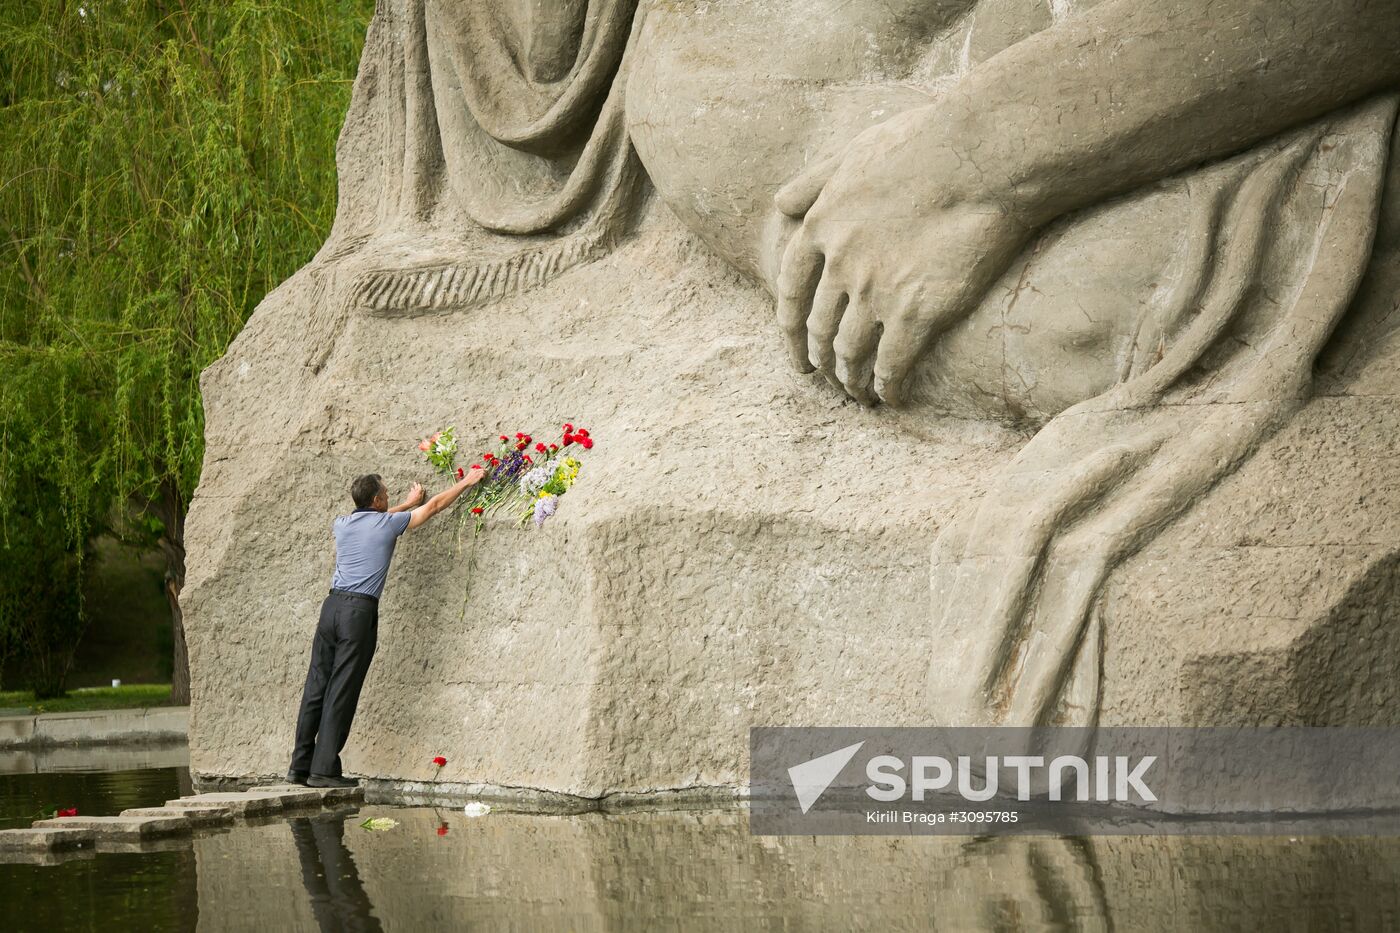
[0,0,372,698]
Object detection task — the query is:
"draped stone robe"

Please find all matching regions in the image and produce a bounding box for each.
[323,0,1400,732]
[330,0,644,314]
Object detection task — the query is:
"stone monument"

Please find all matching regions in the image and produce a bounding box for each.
[184,0,1400,796]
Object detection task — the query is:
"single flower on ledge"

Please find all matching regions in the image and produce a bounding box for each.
[57,807,78,818]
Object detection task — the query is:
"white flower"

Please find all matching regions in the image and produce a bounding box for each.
[463,802,492,817]
[519,465,553,496]
[359,817,398,831]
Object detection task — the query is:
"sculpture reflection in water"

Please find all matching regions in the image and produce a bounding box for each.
[324,0,1400,730]
[188,808,1400,930]
[289,815,383,933]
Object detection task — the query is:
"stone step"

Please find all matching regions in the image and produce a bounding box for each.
[254,783,364,804]
[121,806,233,828]
[0,826,94,852]
[31,814,190,842]
[8,784,365,855]
[163,787,327,817]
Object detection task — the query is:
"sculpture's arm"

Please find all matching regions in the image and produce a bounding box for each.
[938,0,1400,225]
[780,0,1400,406]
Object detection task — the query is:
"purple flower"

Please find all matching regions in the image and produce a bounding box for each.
[533,495,558,528]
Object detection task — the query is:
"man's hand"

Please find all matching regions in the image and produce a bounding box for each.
[407,467,490,530]
[389,482,426,513]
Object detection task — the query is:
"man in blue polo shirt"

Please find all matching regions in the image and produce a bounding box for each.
[288,467,485,787]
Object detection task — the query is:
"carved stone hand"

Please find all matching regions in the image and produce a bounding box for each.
[775,105,1032,407]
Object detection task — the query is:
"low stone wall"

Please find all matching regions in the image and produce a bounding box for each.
[0,707,188,750]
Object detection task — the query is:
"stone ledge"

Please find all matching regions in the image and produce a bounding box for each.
[121,806,233,828]
[255,783,364,804]
[163,787,327,816]
[0,707,188,750]
[32,815,190,841]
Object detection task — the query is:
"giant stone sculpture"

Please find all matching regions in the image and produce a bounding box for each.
[184,0,1400,795]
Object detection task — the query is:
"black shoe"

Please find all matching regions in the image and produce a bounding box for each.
[285,771,309,786]
[307,774,360,788]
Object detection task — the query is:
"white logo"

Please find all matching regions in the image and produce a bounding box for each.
[788,741,865,814]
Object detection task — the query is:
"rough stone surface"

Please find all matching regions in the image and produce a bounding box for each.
[32,815,190,841]
[185,0,1400,796]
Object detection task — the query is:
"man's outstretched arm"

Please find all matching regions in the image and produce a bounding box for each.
[406,467,487,530]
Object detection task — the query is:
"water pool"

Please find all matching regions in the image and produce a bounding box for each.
[3,754,1400,931]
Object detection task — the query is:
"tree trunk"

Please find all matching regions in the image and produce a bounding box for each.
[153,479,190,705]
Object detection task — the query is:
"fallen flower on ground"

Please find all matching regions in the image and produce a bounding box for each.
[359,817,398,831]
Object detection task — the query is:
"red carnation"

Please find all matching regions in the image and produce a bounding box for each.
[432,756,447,768]
[563,423,573,432]
[57,808,78,817]
[523,455,532,465]
[549,443,559,452]
[471,463,481,470]
[471,507,484,514]
[535,443,547,453]
[563,434,575,446]
[499,435,508,442]
[580,437,594,449]
[455,467,464,480]
[437,823,449,836]
[577,428,590,439]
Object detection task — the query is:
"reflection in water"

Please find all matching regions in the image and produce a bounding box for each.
[217,807,1398,931]
[289,815,382,933]
[0,761,187,830]
[4,801,1400,930]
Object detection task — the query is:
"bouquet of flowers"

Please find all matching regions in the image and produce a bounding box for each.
[416,422,595,530]
[418,427,458,474]
[416,422,595,615]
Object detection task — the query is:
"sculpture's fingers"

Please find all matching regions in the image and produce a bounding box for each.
[872,304,934,408]
[776,232,823,373]
[774,155,841,218]
[833,301,881,407]
[805,277,848,386]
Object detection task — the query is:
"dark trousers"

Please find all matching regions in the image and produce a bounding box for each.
[290,590,378,778]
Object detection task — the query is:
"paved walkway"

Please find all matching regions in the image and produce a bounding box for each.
[0,706,187,749]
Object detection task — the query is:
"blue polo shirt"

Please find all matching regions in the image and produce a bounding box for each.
[330,509,412,599]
